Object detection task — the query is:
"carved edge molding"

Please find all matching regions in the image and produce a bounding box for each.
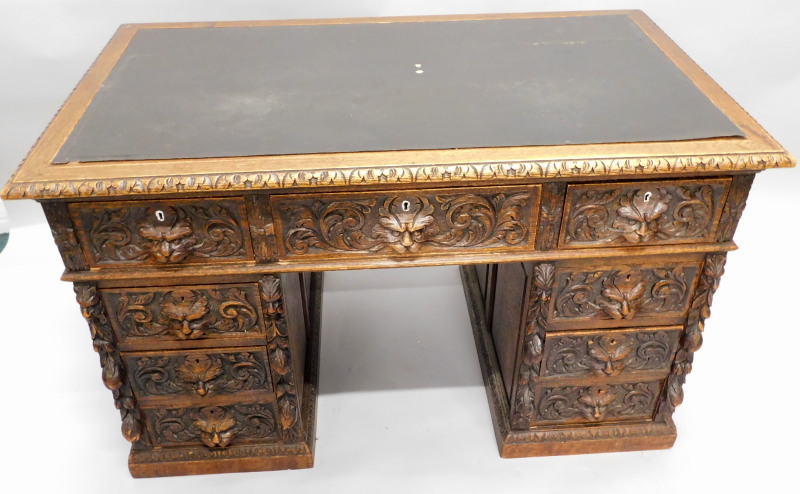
[716,173,755,242]
[41,202,88,271]
[73,282,148,446]
[259,275,303,443]
[511,263,554,430]
[7,153,792,199]
[654,253,726,422]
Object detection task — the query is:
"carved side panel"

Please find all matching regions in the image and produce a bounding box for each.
[541,327,681,378]
[124,348,271,400]
[549,262,699,330]
[70,198,252,266]
[560,179,730,248]
[73,283,147,446]
[41,201,88,271]
[536,182,567,251]
[656,254,726,422]
[716,174,755,242]
[146,403,279,448]
[103,284,263,343]
[271,186,539,258]
[511,263,554,429]
[259,275,303,442]
[534,381,661,425]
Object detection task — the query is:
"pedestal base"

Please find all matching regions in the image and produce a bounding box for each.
[128,273,324,478]
[459,265,677,458]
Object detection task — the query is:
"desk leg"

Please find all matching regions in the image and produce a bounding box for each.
[461,264,678,457]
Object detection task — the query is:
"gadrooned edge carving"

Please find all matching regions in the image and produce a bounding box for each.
[73,282,147,446]
[4,152,793,200]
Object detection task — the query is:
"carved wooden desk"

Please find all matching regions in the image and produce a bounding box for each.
[2,11,794,477]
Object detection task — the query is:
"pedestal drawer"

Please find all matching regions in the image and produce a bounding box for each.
[540,326,682,378]
[122,347,272,405]
[143,402,281,448]
[102,283,265,349]
[532,380,663,426]
[69,197,254,266]
[559,178,730,249]
[270,185,541,259]
[548,257,702,331]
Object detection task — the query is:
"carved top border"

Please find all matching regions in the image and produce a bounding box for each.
[3,152,794,200]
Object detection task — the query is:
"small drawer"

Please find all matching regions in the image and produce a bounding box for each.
[540,326,681,378]
[531,380,662,426]
[270,185,540,258]
[143,402,280,448]
[70,197,253,266]
[548,258,701,331]
[103,283,265,348]
[122,347,272,404]
[559,178,730,248]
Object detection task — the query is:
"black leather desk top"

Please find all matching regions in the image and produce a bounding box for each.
[54,14,742,163]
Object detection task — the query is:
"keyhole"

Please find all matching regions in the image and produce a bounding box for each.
[401,200,411,212]
[643,192,652,202]
[155,210,165,222]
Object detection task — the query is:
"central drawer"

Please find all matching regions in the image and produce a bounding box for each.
[270,185,541,259]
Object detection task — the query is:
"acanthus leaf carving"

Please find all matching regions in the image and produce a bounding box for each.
[259,275,303,443]
[655,253,726,422]
[74,282,146,445]
[512,263,554,429]
[150,403,278,448]
[537,382,660,424]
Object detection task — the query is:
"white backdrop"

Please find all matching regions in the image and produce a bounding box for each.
[0,1,798,493]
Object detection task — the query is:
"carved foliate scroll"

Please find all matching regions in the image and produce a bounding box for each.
[273,187,538,257]
[562,180,728,247]
[42,201,88,271]
[717,174,755,242]
[73,199,250,265]
[148,403,279,448]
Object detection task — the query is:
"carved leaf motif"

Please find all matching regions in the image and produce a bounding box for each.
[577,386,618,421]
[194,406,238,448]
[586,335,634,376]
[536,381,660,425]
[175,355,225,397]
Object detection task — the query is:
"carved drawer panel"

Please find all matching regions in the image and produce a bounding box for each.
[270,185,541,258]
[69,197,253,266]
[143,402,280,448]
[540,326,681,378]
[559,178,730,249]
[548,259,701,331]
[532,380,662,426]
[122,347,272,403]
[103,283,264,347]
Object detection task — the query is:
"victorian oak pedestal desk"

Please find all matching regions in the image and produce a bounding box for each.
[2,11,795,478]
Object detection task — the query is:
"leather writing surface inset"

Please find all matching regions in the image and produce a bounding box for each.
[54,14,743,163]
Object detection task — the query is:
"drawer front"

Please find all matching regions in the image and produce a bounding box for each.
[123,347,272,402]
[103,283,264,346]
[70,198,253,266]
[559,178,730,249]
[548,259,701,331]
[270,185,540,258]
[541,326,681,378]
[144,402,280,448]
[533,380,662,426]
